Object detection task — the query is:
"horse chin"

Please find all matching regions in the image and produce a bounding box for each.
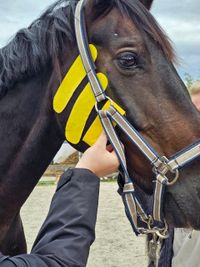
[164,191,190,228]
[164,196,200,229]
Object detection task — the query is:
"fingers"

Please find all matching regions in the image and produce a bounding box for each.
[95,131,108,147]
[110,151,120,170]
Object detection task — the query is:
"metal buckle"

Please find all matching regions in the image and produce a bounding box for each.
[138,218,169,239]
[155,222,169,239]
[139,227,169,239]
[140,229,169,240]
[153,156,179,186]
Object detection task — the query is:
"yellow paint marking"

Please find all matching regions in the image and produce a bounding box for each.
[53,44,97,113]
[65,73,108,144]
[83,101,125,146]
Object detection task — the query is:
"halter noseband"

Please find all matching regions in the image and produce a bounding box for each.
[75,0,200,245]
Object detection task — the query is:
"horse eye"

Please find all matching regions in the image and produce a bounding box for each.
[117,52,138,69]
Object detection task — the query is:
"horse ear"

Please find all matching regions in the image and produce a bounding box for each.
[139,0,153,10]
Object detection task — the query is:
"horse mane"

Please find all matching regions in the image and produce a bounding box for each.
[0,0,176,99]
[0,0,78,99]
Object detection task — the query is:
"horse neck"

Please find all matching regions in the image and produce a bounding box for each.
[0,68,64,218]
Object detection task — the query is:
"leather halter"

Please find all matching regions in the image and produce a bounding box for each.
[74,0,200,243]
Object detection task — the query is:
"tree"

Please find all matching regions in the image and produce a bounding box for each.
[184,72,193,89]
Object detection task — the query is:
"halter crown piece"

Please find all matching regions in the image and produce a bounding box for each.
[57,0,200,265]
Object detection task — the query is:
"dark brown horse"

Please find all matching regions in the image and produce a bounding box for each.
[0,0,200,258]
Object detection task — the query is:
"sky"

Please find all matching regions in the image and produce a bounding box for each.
[0,0,199,80]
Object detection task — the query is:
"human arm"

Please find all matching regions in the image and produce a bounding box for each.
[0,168,99,267]
[0,132,119,266]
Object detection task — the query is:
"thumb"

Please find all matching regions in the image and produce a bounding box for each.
[95,131,108,147]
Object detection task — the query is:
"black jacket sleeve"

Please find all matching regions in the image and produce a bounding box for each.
[0,168,100,267]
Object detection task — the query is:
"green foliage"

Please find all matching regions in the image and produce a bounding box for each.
[184,72,194,89]
[184,73,200,93]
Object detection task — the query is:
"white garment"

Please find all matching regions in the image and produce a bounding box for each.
[172,228,200,267]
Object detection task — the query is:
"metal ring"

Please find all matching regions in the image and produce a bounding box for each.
[147,215,153,229]
[95,96,114,113]
[138,227,168,239]
[156,228,169,239]
[166,169,179,186]
[155,220,169,239]
[95,101,100,113]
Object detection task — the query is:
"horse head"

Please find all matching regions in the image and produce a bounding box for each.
[77,0,200,229]
[49,0,200,229]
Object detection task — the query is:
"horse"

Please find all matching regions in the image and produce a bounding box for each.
[1,0,200,260]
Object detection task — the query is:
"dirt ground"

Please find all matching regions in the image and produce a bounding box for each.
[21,180,148,267]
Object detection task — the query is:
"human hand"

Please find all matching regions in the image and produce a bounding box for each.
[75,132,120,177]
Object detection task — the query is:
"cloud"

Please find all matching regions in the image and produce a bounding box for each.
[0,0,55,46]
[151,1,200,79]
[152,0,199,22]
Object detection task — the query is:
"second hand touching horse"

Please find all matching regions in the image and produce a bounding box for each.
[0,0,200,259]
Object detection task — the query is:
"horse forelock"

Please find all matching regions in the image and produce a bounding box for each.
[0,0,78,99]
[91,0,176,65]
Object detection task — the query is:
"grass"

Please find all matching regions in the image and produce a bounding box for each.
[37,181,56,186]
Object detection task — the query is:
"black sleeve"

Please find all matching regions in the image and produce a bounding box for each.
[0,168,100,267]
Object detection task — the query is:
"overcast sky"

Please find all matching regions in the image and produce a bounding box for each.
[0,0,199,80]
